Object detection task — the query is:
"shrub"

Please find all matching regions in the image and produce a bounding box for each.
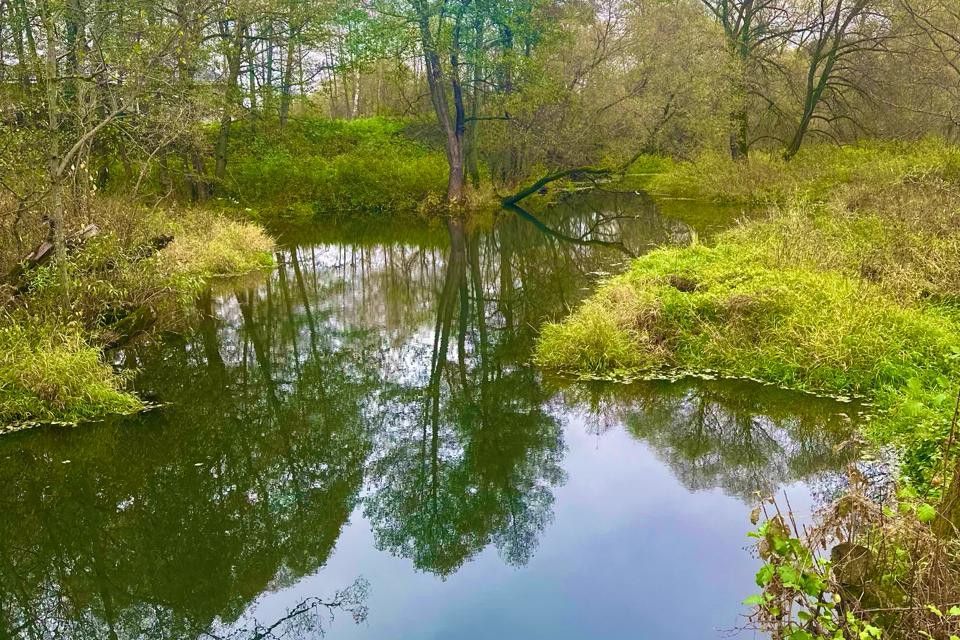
[1,200,275,426]
[161,216,275,277]
[746,479,960,640]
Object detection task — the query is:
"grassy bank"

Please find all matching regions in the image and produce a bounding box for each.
[0,199,274,426]
[538,142,960,489]
[225,117,450,218]
[641,139,960,204]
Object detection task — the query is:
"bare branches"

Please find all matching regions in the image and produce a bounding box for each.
[782,0,892,158]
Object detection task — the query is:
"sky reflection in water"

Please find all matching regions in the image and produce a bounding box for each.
[0,192,857,640]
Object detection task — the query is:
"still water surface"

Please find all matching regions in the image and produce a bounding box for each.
[0,192,858,639]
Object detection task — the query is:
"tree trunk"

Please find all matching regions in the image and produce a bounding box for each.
[784,55,831,161]
[41,2,70,303]
[63,0,83,103]
[264,19,274,115]
[7,224,99,287]
[730,107,749,160]
[246,34,257,119]
[351,67,361,118]
[938,460,960,538]
[936,389,960,538]
[783,1,856,161]
[417,14,467,205]
[186,148,210,202]
[784,68,829,161]
[279,27,297,127]
[174,3,209,199]
[465,13,483,189]
[214,19,245,183]
[46,171,69,299]
[496,25,521,186]
[17,0,40,84]
[9,0,28,89]
[447,137,466,203]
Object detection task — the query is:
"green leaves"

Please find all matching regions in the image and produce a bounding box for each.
[916,503,938,524]
[756,563,775,587]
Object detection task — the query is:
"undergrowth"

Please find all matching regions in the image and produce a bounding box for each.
[0,199,275,426]
[224,117,450,217]
[0,320,141,425]
[746,474,960,640]
[641,139,960,204]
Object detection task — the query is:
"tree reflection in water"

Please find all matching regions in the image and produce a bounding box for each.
[206,579,369,640]
[0,192,852,638]
[0,255,378,639]
[559,379,858,501]
[363,218,567,577]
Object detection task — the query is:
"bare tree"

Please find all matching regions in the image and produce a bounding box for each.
[900,0,960,134]
[700,0,800,158]
[783,0,890,159]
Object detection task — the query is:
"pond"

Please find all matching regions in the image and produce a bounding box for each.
[0,191,862,640]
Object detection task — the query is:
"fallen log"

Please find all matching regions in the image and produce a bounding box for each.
[502,167,612,206]
[6,224,100,284]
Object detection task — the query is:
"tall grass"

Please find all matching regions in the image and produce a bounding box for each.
[643,139,960,204]
[0,320,141,424]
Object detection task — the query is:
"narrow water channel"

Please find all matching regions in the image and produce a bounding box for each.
[0,192,859,639]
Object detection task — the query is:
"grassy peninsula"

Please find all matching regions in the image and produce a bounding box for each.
[538,142,960,489]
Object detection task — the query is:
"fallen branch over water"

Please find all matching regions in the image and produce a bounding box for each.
[502,167,613,206]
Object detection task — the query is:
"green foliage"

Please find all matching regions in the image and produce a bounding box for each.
[1,202,275,426]
[224,117,449,217]
[746,513,882,640]
[0,319,142,424]
[746,487,960,640]
[645,139,960,204]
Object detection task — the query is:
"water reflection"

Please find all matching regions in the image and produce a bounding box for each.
[0,193,851,639]
[209,580,370,640]
[364,218,566,577]
[561,379,856,501]
[0,288,375,638]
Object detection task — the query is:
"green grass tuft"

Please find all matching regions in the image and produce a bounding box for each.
[0,321,142,424]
